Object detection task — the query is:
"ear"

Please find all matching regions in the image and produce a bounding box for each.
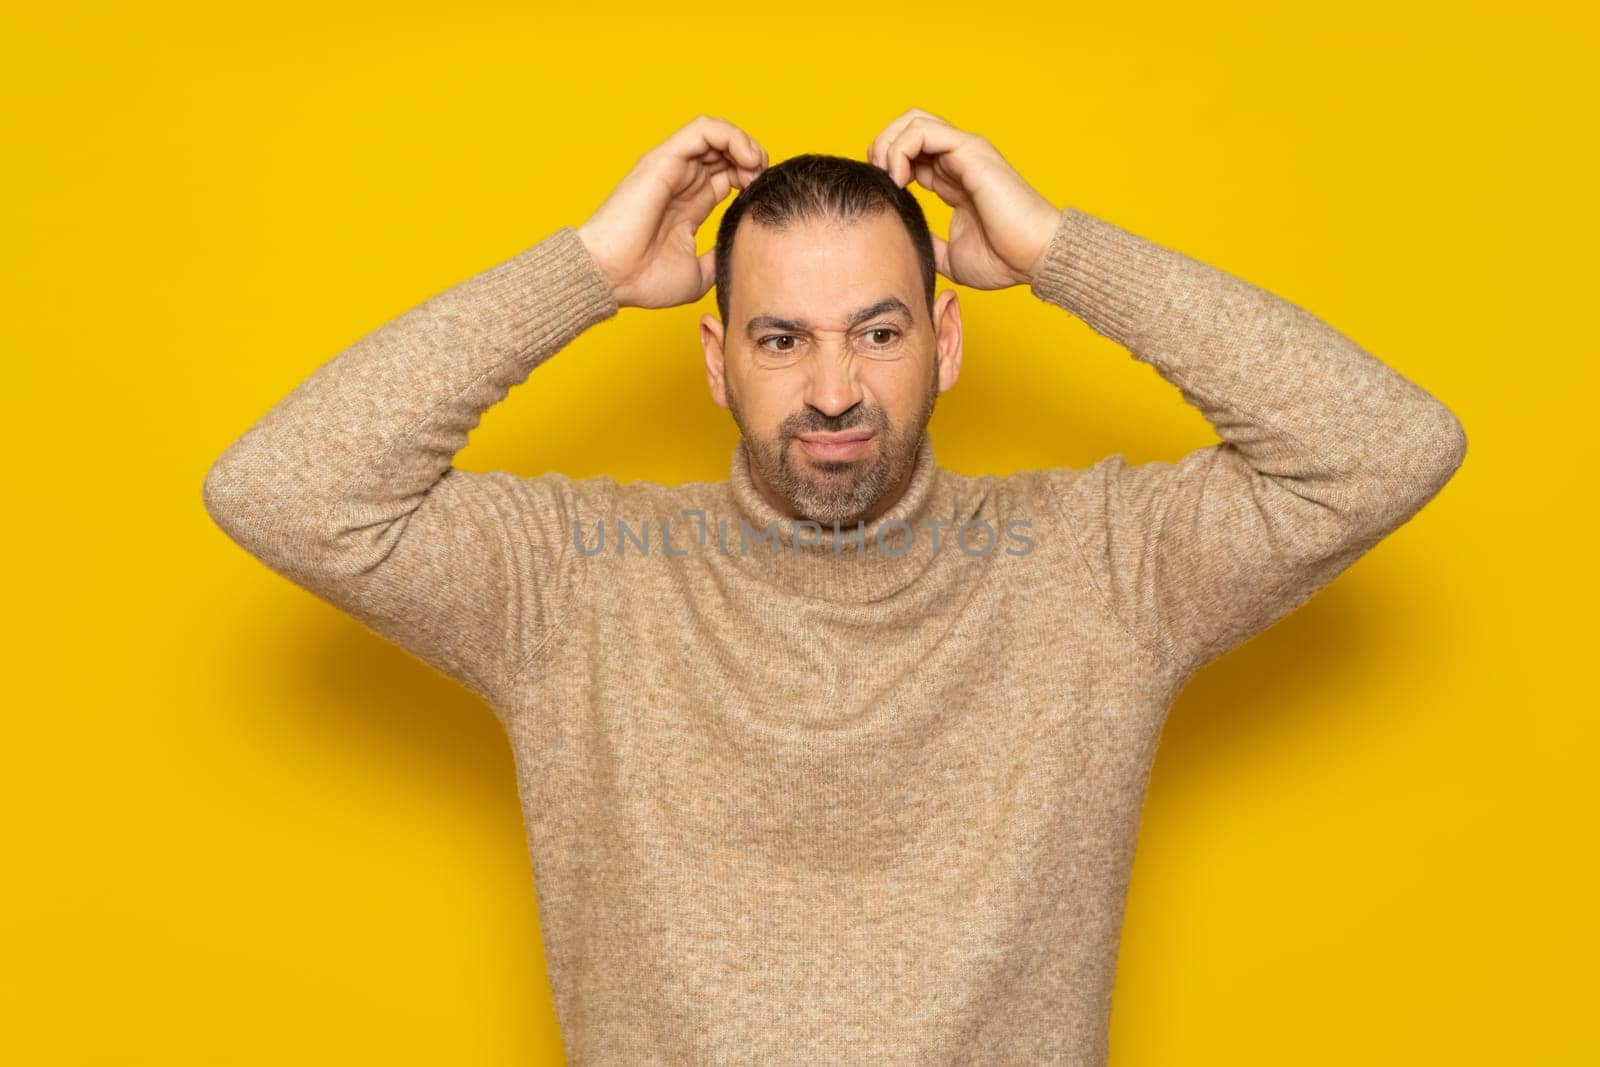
[932,288,963,393]
[701,313,729,409]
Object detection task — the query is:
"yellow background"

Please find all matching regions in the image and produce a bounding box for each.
[6,1,1594,1062]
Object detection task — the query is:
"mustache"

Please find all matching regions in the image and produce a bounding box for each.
[782,406,889,437]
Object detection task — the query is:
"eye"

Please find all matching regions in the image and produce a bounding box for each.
[759,334,799,353]
[865,327,900,346]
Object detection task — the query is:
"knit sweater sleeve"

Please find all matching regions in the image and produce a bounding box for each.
[201,226,619,706]
[1029,206,1467,678]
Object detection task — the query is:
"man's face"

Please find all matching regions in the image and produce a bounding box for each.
[700,209,962,526]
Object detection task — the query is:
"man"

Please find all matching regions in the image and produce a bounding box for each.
[203,110,1466,1064]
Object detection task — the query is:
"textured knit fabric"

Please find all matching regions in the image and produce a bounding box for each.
[202,204,1467,1065]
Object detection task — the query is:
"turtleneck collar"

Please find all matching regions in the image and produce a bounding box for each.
[725,431,956,603]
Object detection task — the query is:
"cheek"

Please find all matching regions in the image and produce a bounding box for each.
[862,365,932,418]
[737,372,803,428]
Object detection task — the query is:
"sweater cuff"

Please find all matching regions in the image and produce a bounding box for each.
[457,225,621,366]
[1028,206,1170,352]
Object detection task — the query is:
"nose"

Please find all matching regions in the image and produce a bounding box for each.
[801,343,864,419]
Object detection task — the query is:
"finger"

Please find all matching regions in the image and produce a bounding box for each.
[883,117,953,187]
[867,107,942,168]
[883,117,967,188]
[651,119,767,208]
[686,161,741,227]
[716,161,758,195]
[695,141,765,175]
[867,109,918,169]
[698,246,717,299]
[866,116,901,168]
[666,115,766,172]
[929,233,951,280]
[738,126,768,171]
[696,142,764,196]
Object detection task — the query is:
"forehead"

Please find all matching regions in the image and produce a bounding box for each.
[728,210,922,326]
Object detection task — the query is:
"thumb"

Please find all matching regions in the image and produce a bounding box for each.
[930,233,951,280]
[698,246,717,300]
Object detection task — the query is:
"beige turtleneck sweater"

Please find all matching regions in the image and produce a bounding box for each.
[201,204,1466,1065]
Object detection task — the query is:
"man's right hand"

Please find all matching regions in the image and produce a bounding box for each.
[577,116,768,310]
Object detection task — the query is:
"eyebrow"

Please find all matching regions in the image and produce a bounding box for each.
[744,297,913,339]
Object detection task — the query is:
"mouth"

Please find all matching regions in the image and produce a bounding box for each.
[796,429,876,463]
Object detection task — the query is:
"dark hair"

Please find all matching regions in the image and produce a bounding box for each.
[713,153,937,326]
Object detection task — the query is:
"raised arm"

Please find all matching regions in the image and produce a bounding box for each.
[1027,205,1465,675]
[202,116,769,708]
[868,107,1467,678]
[201,227,619,704]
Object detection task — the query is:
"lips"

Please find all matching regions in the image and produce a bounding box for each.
[796,429,876,462]
[798,430,874,445]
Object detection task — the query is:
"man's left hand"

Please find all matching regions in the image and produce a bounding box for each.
[867,109,1062,291]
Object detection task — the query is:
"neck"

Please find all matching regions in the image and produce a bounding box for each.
[725,430,954,603]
